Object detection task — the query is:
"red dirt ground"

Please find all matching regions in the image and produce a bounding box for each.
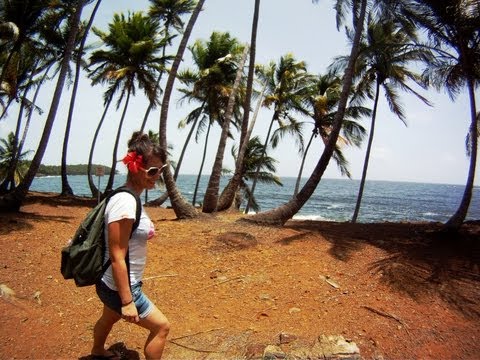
[1,193,479,359]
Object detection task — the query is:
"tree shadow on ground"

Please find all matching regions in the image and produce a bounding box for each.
[283,220,480,320]
[25,192,98,208]
[78,342,140,360]
[1,211,75,235]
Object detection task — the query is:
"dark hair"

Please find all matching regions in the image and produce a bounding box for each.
[127,131,166,165]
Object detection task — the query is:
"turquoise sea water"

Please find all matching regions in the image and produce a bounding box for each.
[30,174,480,223]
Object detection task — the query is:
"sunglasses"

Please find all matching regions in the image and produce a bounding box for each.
[141,163,168,177]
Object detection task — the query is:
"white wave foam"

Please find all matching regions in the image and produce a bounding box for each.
[292,214,331,221]
[241,212,332,221]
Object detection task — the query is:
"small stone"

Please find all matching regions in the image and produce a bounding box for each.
[289,307,301,314]
[279,332,297,344]
[259,293,272,301]
[263,345,286,359]
[33,291,42,305]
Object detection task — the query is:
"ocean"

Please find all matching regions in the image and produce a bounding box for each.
[30,174,480,223]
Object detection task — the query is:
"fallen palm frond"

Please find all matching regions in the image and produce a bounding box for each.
[361,305,410,334]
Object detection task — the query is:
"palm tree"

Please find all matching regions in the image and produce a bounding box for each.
[244,54,310,213]
[0,52,57,194]
[331,18,432,223]
[0,0,54,101]
[1,1,89,194]
[0,0,86,211]
[140,0,197,132]
[175,31,243,206]
[0,51,39,193]
[174,100,207,179]
[60,0,103,197]
[158,0,204,219]
[86,90,116,198]
[0,132,32,188]
[230,136,283,212]
[216,0,261,212]
[245,0,369,225]
[396,0,480,228]
[89,12,167,193]
[202,45,249,212]
[294,72,369,196]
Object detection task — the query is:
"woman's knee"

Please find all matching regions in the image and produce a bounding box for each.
[160,318,170,335]
[139,308,170,336]
[153,316,170,337]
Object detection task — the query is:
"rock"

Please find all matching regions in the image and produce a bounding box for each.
[279,332,297,344]
[259,293,272,301]
[33,291,42,305]
[245,343,266,359]
[0,284,15,299]
[311,335,361,359]
[263,345,286,359]
[289,307,301,314]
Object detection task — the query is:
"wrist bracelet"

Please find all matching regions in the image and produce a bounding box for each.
[122,299,133,306]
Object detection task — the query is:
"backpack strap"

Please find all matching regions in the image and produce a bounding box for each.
[101,187,142,286]
[109,186,142,233]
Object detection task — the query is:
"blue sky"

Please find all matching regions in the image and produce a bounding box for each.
[1,0,478,186]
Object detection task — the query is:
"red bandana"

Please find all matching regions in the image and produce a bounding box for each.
[122,151,144,173]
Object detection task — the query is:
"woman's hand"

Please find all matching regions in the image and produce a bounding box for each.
[121,302,139,323]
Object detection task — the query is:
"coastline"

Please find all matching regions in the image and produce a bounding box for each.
[28,175,480,223]
[1,193,480,359]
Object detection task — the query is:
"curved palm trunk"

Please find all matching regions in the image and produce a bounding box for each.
[0,0,85,212]
[10,63,53,192]
[140,40,167,133]
[174,106,205,180]
[244,0,367,225]
[147,105,205,207]
[294,130,315,196]
[140,72,163,133]
[245,114,276,213]
[216,0,260,212]
[192,121,211,206]
[203,46,249,213]
[158,0,205,218]
[0,98,15,120]
[239,0,260,147]
[446,77,478,228]
[87,94,113,198]
[0,58,43,193]
[217,80,267,211]
[351,79,380,223]
[60,0,102,197]
[105,88,132,193]
[60,91,75,196]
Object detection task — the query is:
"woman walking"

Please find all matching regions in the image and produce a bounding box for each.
[91,131,170,360]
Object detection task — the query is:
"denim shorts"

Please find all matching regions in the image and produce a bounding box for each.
[96,280,154,319]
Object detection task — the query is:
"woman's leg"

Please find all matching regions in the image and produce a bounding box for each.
[92,305,122,357]
[137,305,170,360]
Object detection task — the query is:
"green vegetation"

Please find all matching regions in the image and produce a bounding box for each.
[36,164,115,177]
